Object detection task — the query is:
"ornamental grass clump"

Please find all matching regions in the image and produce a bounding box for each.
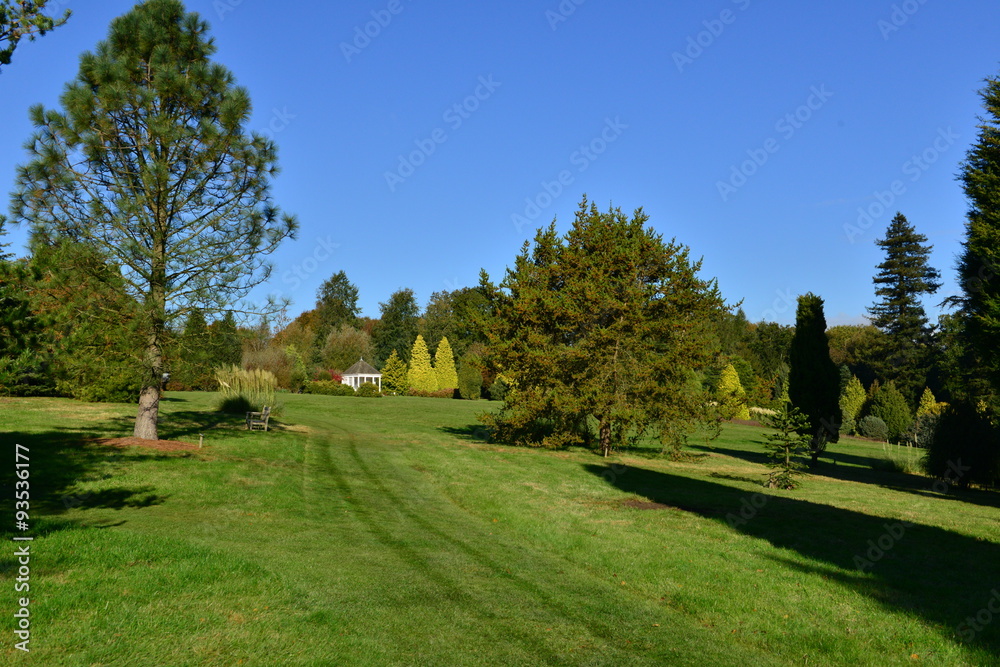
[215,365,277,413]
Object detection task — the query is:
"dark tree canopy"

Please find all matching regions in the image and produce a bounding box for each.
[866,212,940,403]
[315,270,360,334]
[481,197,726,457]
[372,288,419,365]
[0,0,70,71]
[2,0,296,438]
[954,71,1000,397]
[788,293,841,464]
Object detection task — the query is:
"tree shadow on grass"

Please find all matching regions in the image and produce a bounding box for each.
[585,462,1000,659]
[1,430,174,537]
[439,424,493,443]
[689,441,1000,510]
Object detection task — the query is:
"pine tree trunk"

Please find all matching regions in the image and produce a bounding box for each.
[133,227,167,441]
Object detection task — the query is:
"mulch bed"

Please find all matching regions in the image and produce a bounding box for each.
[91,437,200,452]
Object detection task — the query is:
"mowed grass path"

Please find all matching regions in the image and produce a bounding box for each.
[2,393,1000,665]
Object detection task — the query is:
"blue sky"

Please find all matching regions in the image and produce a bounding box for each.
[1,0,998,325]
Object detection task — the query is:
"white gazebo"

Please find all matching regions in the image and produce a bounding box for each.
[341,358,381,391]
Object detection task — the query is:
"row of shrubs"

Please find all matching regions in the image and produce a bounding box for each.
[301,377,510,400]
[304,380,382,397]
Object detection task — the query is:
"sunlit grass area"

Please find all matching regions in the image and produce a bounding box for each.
[1,393,998,665]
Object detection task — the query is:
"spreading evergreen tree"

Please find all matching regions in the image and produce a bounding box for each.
[1,0,296,438]
[0,0,70,71]
[407,334,437,392]
[954,70,1000,399]
[717,363,750,420]
[866,213,941,404]
[380,349,408,395]
[480,197,725,456]
[788,293,841,464]
[434,336,459,390]
[372,288,419,365]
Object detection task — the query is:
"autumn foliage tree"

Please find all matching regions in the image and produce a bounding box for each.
[2,0,296,438]
[481,197,725,457]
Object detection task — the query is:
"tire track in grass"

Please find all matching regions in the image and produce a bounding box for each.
[340,432,746,666]
[303,423,567,665]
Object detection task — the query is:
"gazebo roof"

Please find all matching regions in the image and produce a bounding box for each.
[343,358,380,376]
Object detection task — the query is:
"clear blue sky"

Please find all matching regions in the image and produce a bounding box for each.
[2,0,998,325]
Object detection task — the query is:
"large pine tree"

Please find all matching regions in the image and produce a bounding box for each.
[788,293,841,464]
[955,71,1000,397]
[2,0,296,438]
[866,212,941,403]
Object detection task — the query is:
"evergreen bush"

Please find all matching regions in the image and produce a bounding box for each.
[356,382,381,398]
[858,415,889,441]
[868,381,913,443]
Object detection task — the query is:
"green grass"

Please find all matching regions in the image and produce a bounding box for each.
[2,393,999,665]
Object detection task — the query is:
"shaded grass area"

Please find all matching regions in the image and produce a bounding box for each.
[0,394,998,665]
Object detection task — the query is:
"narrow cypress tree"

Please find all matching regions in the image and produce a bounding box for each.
[434,336,459,390]
[407,334,437,392]
[380,349,408,395]
[867,213,941,404]
[788,293,841,464]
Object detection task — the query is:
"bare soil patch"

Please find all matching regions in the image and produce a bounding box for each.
[92,437,200,452]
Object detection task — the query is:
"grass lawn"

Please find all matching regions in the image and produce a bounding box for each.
[2,392,999,665]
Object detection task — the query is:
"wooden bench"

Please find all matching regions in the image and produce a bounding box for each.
[246,406,271,431]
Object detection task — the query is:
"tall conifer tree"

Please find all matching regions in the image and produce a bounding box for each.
[867,213,941,403]
[407,334,437,392]
[955,71,1000,397]
[788,293,841,464]
[380,349,408,395]
[434,336,459,390]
